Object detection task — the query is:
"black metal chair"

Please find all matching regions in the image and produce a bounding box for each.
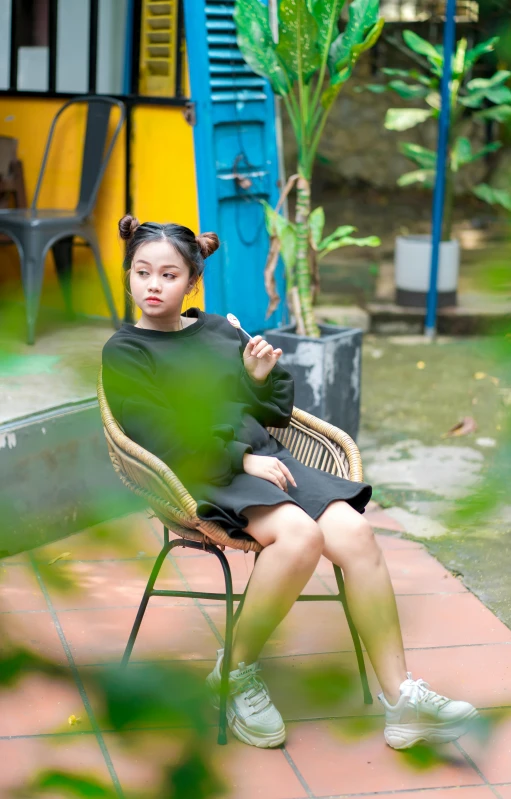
[0,96,124,344]
[97,369,373,745]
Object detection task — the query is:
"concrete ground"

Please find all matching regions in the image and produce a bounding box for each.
[1,511,510,798]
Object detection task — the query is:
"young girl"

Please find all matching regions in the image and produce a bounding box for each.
[102,215,477,750]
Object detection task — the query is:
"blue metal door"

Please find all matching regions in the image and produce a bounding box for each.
[183,0,285,334]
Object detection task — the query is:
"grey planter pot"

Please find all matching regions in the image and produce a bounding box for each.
[265,323,363,440]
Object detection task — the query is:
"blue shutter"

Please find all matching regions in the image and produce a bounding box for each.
[184,0,285,334]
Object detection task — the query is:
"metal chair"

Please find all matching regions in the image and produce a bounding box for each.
[0,96,124,344]
[97,368,373,745]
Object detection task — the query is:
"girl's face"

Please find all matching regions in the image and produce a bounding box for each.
[130,239,194,321]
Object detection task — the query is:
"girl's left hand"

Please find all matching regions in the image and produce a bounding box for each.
[243,336,283,383]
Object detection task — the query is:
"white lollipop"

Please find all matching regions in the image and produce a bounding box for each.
[226,313,253,341]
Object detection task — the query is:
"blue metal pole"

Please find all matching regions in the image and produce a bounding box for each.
[425,0,457,339]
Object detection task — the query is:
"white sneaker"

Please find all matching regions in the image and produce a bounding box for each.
[206,649,286,748]
[379,672,478,750]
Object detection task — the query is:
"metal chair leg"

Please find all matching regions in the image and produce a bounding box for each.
[208,547,234,745]
[332,564,373,705]
[121,537,181,668]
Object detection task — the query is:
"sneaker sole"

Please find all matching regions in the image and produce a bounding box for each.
[385,709,479,750]
[207,677,286,749]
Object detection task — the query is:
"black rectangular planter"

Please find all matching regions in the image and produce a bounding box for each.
[265,324,363,440]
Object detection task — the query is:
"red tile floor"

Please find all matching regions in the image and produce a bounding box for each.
[1,506,511,798]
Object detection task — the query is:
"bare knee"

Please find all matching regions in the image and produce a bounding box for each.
[342,516,381,566]
[276,507,324,560]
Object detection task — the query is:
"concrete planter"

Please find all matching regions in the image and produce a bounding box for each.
[395,234,460,308]
[265,324,362,440]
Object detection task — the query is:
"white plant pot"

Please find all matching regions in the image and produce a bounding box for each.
[395,235,460,308]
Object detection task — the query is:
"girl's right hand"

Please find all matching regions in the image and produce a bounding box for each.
[242,454,297,492]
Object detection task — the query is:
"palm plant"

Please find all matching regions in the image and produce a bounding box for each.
[234,0,384,337]
[369,31,511,240]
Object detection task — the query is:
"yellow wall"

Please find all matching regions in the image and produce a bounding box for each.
[0,97,202,318]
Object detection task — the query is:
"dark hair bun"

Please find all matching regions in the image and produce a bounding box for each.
[119,214,140,241]
[196,232,220,259]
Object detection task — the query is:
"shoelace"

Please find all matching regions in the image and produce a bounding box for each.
[234,667,271,713]
[409,679,449,708]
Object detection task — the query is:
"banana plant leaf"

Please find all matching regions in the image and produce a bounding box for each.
[475,104,511,123]
[234,0,288,95]
[402,30,443,69]
[385,107,433,131]
[397,168,435,188]
[328,0,379,74]
[473,183,511,212]
[308,206,326,250]
[276,0,321,83]
[388,79,429,99]
[399,142,436,169]
[310,0,346,54]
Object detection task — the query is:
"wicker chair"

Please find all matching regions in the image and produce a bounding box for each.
[97,368,372,744]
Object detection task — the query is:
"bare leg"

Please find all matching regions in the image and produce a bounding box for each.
[230,502,324,667]
[317,501,407,703]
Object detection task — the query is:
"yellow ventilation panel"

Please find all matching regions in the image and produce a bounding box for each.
[139,0,178,97]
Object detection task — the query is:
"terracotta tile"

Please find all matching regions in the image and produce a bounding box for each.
[0,735,113,797]
[176,551,330,599]
[57,605,221,664]
[105,730,308,799]
[406,644,511,711]
[33,513,162,563]
[366,508,407,532]
[375,533,424,550]
[285,719,483,795]
[216,739,308,799]
[260,652,382,721]
[459,711,511,784]
[494,786,511,798]
[0,673,91,736]
[0,563,48,611]
[357,789,495,799]
[398,594,511,649]
[206,601,353,659]
[320,548,467,596]
[42,557,192,610]
[0,611,67,664]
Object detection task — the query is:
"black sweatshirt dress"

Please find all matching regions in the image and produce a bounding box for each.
[102,307,372,540]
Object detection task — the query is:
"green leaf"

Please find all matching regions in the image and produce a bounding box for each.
[328,0,379,73]
[351,18,384,58]
[276,0,321,83]
[473,183,511,212]
[382,68,433,87]
[364,83,387,93]
[261,199,279,236]
[320,66,351,108]
[461,84,511,108]
[388,79,429,99]
[474,104,511,123]
[402,30,443,67]
[385,108,433,131]
[279,225,297,279]
[451,136,472,171]
[319,233,380,257]
[397,169,435,187]
[467,141,502,163]
[234,0,288,95]
[318,224,357,251]
[466,70,511,92]
[453,37,467,77]
[310,0,345,55]
[309,206,325,250]
[399,142,436,169]
[465,36,499,69]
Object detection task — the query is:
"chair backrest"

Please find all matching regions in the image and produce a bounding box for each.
[32,96,126,216]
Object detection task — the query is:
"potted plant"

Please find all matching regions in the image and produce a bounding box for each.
[368,31,511,308]
[234,0,383,438]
